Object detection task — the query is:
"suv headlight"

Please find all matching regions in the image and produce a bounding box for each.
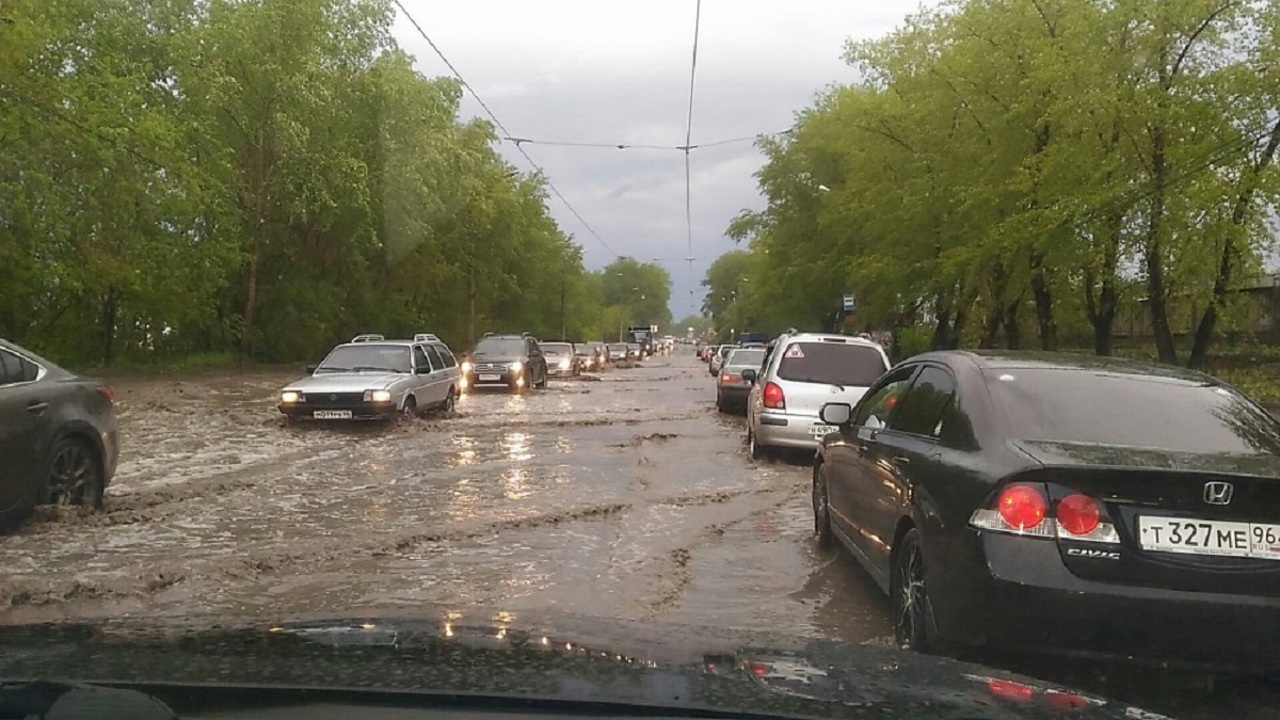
[510,360,524,372]
[461,361,473,372]
[558,358,571,369]
[281,391,302,403]
[365,389,392,403]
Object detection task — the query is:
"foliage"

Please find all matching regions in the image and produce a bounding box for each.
[719,0,1280,368]
[0,0,640,367]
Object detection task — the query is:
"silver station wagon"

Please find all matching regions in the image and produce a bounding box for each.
[277,334,462,421]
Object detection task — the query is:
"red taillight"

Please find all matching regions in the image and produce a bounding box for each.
[719,373,741,385]
[96,384,116,404]
[1056,494,1100,535]
[987,679,1035,701]
[996,484,1046,530]
[762,381,785,409]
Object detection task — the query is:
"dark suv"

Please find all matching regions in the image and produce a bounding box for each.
[463,333,549,392]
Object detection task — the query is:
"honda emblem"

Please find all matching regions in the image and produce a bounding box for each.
[1203,481,1234,506]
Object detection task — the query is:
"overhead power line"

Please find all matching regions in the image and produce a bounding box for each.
[391,0,619,258]
[500,127,794,152]
[683,0,704,301]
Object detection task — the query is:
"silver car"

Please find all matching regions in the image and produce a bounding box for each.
[744,332,890,458]
[278,336,462,421]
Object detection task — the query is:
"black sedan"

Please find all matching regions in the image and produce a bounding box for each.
[812,350,1280,672]
[0,339,119,530]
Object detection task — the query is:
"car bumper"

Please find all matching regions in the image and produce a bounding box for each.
[753,412,828,450]
[277,402,397,420]
[717,386,751,405]
[464,371,523,387]
[548,366,575,377]
[939,533,1280,672]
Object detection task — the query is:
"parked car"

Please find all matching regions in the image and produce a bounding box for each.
[0,339,119,530]
[708,345,735,376]
[716,348,766,414]
[279,335,462,420]
[744,332,890,459]
[462,333,548,392]
[541,342,580,378]
[811,350,1280,671]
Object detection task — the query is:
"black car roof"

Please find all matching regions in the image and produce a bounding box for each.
[911,349,1216,384]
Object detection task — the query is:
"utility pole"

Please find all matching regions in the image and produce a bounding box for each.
[559,279,567,341]
[467,239,476,350]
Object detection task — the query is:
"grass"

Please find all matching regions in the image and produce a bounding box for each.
[86,351,300,379]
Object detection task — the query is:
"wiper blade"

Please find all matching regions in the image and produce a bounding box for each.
[315,366,349,373]
[353,365,403,373]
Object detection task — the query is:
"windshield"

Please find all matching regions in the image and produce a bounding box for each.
[541,343,571,355]
[726,349,765,367]
[776,343,887,387]
[989,368,1280,455]
[473,338,525,355]
[317,344,411,373]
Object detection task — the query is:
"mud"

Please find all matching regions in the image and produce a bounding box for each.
[0,353,1274,718]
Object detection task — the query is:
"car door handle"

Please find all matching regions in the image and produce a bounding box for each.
[26,401,49,415]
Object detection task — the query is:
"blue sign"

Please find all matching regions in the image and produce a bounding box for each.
[842,293,856,312]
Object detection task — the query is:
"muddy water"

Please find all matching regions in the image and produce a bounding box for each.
[3,352,1276,718]
[0,354,891,647]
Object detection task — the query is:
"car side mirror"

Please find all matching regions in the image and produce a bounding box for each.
[820,402,853,426]
[741,369,757,383]
[306,364,319,374]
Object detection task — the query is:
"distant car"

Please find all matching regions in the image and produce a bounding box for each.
[541,342,580,378]
[626,343,642,361]
[813,350,1280,671]
[462,334,548,392]
[744,332,890,459]
[0,339,119,529]
[709,345,733,376]
[716,348,766,414]
[279,336,462,420]
[607,343,628,364]
[574,344,600,371]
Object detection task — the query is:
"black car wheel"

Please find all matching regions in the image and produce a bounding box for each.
[748,427,768,461]
[537,365,548,388]
[440,388,456,414]
[812,465,834,548]
[45,437,104,509]
[401,395,418,420]
[891,528,933,652]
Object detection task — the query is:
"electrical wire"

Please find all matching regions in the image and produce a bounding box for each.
[683,0,704,302]
[391,0,619,258]
[500,130,793,151]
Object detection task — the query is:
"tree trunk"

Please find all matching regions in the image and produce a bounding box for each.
[1029,251,1056,350]
[100,290,117,367]
[930,300,953,351]
[1002,301,1021,349]
[1143,124,1178,365]
[980,303,1002,349]
[239,250,259,361]
[1187,117,1280,370]
[949,292,969,349]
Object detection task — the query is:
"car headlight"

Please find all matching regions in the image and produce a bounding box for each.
[559,358,571,369]
[510,360,523,372]
[365,389,392,403]
[281,391,302,404]
[461,361,473,372]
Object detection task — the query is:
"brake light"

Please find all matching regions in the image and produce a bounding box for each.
[719,373,742,385]
[96,384,116,404]
[987,679,1035,701]
[762,381,785,409]
[996,484,1046,530]
[1056,494,1100,535]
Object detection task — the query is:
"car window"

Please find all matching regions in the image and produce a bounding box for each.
[423,346,443,371]
[436,346,458,368]
[318,344,412,373]
[853,366,917,430]
[889,366,956,438]
[989,368,1280,454]
[776,342,888,388]
[725,349,765,367]
[413,346,431,371]
[0,350,21,385]
[474,338,525,354]
[527,340,539,355]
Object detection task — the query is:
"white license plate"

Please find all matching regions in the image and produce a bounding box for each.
[1138,515,1280,560]
[478,374,501,381]
[809,424,838,437]
[313,410,352,420]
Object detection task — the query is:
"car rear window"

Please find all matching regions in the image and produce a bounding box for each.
[726,349,765,367]
[775,342,887,388]
[988,368,1280,454]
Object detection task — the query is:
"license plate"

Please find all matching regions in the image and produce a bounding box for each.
[809,424,838,437]
[313,410,352,420]
[478,374,501,381]
[1138,515,1280,560]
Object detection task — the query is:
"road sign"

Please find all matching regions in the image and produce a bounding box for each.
[842,293,856,312]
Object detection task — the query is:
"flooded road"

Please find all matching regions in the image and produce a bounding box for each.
[0,352,1275,718]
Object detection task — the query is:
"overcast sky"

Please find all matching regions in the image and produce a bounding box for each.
[391,1,935,319]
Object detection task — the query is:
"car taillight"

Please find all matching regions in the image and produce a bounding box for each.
[719,373,741,385]
[762,381,785,409]
[1056,494,1099,535]
[96,384,116,404]
[996,484,1046,531]
[971,482,1120,545]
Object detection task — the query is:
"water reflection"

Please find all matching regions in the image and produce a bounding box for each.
[502,468,531,500]
[501,432,534,462]
[554,435,574,453]
[450,435,479,467]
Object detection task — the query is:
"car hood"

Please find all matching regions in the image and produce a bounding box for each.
[0,615,1164,719]
[1010,438,1280,477]
[284,373,403,392]
[471,353,525,363]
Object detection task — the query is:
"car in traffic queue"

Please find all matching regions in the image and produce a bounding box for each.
[574,344,600,371]
[716,347,766,414]
[626,343,643,361]
[540,342,580,378]
[811,350,1280,671]
[744,332,890,459]
[461,333,549,392]
[708,344,736,376]
[0,339,119,530]
[278,334,462,421]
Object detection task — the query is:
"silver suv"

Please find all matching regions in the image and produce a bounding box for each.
[744,332,890,458]
[278,335,463,421]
